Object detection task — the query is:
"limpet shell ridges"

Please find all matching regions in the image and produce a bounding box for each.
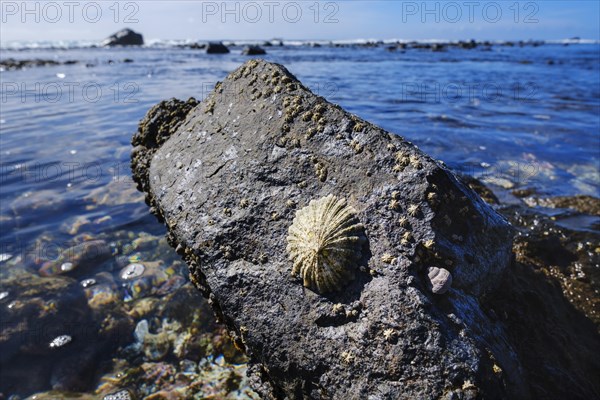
[287,195,366,293]
[427,266,453,294]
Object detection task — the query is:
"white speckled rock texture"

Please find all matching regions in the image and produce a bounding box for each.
[131,60,526,399]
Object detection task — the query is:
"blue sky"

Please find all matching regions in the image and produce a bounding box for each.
[1,1,599,43]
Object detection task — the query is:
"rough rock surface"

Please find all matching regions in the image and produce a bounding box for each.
[101,28,144,46]
[131,60,523,399]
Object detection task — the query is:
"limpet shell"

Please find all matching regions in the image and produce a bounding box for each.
[287,194,367,293]
[49,334,72,348]
[120,263,145,280]
[427,266,453,294]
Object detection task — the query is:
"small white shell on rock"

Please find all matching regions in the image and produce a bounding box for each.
[49,334,72,348]
[427,266,453,294]
[80,278,97,288]
[60,262,74,272]
[287,194,367,294]
[120,263,145,280]
[103,389,133,400]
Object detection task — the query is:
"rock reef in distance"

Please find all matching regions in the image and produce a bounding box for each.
[206,42,230,54]
[131,60,599,399]
[102,28,144,47]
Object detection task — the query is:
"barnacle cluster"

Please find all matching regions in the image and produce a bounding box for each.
[286,195,367,293]
[313,159,328,182]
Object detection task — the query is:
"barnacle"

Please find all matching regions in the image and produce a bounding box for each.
[341,351,355,364]
[396,151,410,166]
[313,160,328,182]
[392,164,404,173]
[389,199,401,211]
[286,195,367,293]
[410,154,422,169]
[315,103,326,114]
[401,231,413,246]
[383,328,397,341]
[423,239,435,249]
[407,203,420,217]
[381,253,395,264]
[398,216,409,228]
[427,192,438,203]
[332,303,345,314]
[352,122,365,132]
[350,140,363,154]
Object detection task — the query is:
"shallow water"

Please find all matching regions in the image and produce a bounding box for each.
[0,42,599,397]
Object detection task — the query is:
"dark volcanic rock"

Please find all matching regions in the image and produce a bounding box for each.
[131,60,526,399]
[206,42,230,54]
[101,28,144,46]
[242,45,267,55]
[450,177,600,399]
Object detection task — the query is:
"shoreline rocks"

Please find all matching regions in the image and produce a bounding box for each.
[131,59,529,399]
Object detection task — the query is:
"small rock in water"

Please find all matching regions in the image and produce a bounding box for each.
[81,278,96,288]
[49,334,72,348]
[103,389,133,400]
[0,291,8,300]
[134,319,149,342]
[60,262,74,272]
[120,263,145,280]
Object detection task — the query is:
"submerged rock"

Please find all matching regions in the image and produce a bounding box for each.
[0,272,100,395]
[39,239,112,277]
[101,28,144,46]
[131,60,524,399]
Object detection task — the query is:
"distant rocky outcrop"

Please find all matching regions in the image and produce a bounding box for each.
[0,59,78,71]
[131,60,600,399]
[242,45,266,55]
[206,42,229,54]
[101,28,144,47]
